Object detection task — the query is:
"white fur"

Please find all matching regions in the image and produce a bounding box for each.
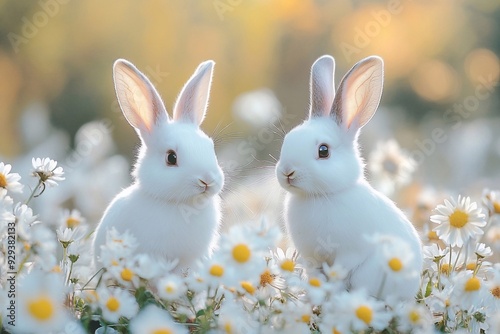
[93,59,224,271]
[276,55,423,300]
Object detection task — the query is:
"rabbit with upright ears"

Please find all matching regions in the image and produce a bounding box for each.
[93,59,224,271]
[276,55,423,300]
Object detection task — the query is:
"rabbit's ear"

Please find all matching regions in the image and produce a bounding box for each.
[173,60,214,126]
[113,59,169,133]
[309,55,336,118]
[331,56,383,130]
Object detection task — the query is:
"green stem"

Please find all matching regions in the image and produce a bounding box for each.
[448,244,453,276]
[80,267,105,291]
[376,272,387,300]
[452,245,463,272]
[66,260,74,286]
[16,250,32,277]
[25,179,43,205]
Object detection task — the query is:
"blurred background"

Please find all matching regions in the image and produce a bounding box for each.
[0,0,499,231]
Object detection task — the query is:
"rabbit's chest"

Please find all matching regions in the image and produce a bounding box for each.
[284,194,373,263]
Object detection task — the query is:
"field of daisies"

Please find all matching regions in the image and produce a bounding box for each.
[1,135,500,333]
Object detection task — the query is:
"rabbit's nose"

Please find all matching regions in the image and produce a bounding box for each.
[198,178,213,191]
[284,170,295,184]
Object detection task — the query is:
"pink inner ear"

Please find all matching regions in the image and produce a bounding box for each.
[332,56,384,130]
[114,60,167,133]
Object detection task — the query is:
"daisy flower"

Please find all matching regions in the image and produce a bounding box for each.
[368,139,415,194]
[56,226,86,248]
[106,261,141,288]
[0,188,15,223]
[330,289,392,332]
[483,189,500,216]
[395,302,434,332]
[421,222,440,243]
[31,157,65,187]
[450,271,488,308]
[217,224,275,283]
[59,209,86,229]
[217,298,257,334]
[253,264,286,299]
[97,287,138,323]
[486,225,500,251]
[302,274,328,305]
[129,304,188,334]
[12,270,69,333]
[15,203,39,241]
[98,228,138,266]
[484,264,500,309]
[0,162,23,193]
[132,254,177,280]
[156,274,187,301]
[423,243,449,270]
[475,242,493,259]
[431,195,486,247]
[376,234,418,279]
[272,247,301,276]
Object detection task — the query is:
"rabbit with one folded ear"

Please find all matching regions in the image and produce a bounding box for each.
[275,55,423,300]
[93,59,224,271]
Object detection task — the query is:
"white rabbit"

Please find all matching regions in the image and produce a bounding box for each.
[275,55,423,300]
[93,59,224,271]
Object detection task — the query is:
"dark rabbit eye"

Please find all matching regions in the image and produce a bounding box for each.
[318,144,329,159]
[166,150,177,166]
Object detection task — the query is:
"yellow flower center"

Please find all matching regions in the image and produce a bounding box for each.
[260,270,274,286]
[309,277,321,287]
[209,264,224,277]
[0,173,7,188]
[165,284,175,294]
[280,259,295,272]
[240,281,255,294]
[491,286,500,299]
[388,258,403,272]
[355,305,373,324]
[427,230,439,240]
[449,210,469,228]
[85,290,99,303]
[106,297,120,312]
[153,329,173,334]
[440,263,451,275]
[301,314,311,323]
[494,202,500,214]
[66,217,80,228]
[23,242,31,251]
[466,263,476,271]
[333,328,342,334]
[232,244,251,263]
[27,297,54,321]
[224,322,232,334]
[111,260,119,266]
[409,310,420,323]
[464,276,481,292]
[52,265,62,273]
[120,268,134,281]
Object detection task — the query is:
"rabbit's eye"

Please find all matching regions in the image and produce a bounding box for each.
[318,144,329,159]
[166,150,177,166]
